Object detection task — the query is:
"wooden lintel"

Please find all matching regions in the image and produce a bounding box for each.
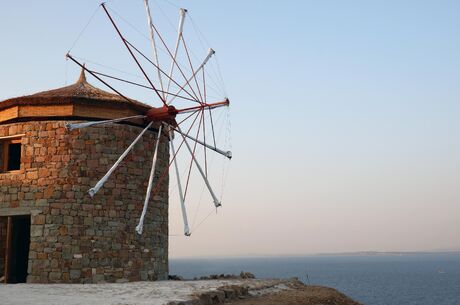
[0,208,31,217]
[0,134,25,140]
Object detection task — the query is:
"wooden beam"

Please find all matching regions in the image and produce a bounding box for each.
[0,208,31,217]
[0,106,19,123]
[19,105,73,118]
[0,103,147,124]
[73,104,139,120]
[1,140,8,173]
[0,134,25,140]
[4,216,12,283]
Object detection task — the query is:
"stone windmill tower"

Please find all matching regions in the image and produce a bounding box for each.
[0,69,169,284]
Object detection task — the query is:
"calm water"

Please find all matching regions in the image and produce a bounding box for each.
[170,254,460,305]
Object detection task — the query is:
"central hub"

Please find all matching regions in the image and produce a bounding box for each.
[146,106,178,124]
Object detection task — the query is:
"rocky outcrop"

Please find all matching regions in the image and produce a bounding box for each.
[167,278,361,305]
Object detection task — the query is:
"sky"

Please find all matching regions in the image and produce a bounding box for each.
[1,1,459,258]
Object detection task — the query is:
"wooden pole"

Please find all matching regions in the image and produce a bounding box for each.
[4,216,12,283]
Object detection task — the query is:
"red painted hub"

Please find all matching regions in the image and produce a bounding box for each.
[146,105,178,124]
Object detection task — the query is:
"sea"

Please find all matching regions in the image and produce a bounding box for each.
[170,253,460,305]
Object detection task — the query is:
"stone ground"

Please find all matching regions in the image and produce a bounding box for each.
[0,279,284,305]
[0,278,361,305]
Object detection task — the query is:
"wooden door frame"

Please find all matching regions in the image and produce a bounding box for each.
[4,216,13,283]
[1,138,22,173]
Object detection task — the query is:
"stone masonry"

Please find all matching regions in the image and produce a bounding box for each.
[0,120,169,283]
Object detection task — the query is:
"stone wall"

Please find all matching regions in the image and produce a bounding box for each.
[0,120,169,283]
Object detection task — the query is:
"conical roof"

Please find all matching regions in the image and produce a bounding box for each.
[0,68,151,124]
[1,68,150,110]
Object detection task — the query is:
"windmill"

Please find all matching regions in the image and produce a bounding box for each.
[65,1,231,237]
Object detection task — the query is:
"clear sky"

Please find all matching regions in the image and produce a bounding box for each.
[1,1,459,257]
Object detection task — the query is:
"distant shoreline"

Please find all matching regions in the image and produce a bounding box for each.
[315,250,460,257]
[170,250,460,260]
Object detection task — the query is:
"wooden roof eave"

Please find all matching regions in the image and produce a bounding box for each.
[0,95,150,112]
[0,99,149,125]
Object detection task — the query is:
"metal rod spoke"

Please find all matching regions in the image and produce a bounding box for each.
[144,0,166,100]
[202,108,208,176]
[147,15,203,103]
[88,121,154,197]
[136,124,163,235]
[132,111,201,219]
[183,111,204,200]
[66,115,145,131]
[166,8,187,103]
[208,106,217,149]
[203,66,208,104]
[125,40,200,103]
[101,3,168,107]
[168,124,231,159]
[169,48,215,104]
[176,99,229,115]
[177,109,200,126]
[178,125,222,208]
[181,35,204,104]
[91,70,199,103]
[203,66,217,149]
[169,128,191,236]
[66,54,136,105]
